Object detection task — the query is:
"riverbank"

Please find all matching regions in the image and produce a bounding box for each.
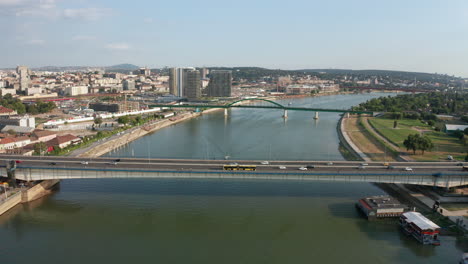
[338,114,468,233]
[76,111,215,158]
[0,180,59,216]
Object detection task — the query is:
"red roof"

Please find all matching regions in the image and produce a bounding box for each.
[46,134,80,147]
[0,138,16,144]
[0,106,15,114]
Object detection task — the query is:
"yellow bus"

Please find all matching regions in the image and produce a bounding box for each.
[223,164,257,171]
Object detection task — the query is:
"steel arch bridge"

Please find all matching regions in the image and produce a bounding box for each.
[149,98,374,115]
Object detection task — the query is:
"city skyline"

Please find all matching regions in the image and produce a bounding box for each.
[1,0,468,77]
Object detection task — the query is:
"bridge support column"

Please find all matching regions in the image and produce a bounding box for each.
[283,110,288,118]
[313,112,319,120]
[346,112,350,118]
[224,108,228,116]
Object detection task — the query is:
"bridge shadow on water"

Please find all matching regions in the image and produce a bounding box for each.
[59,178,386,198]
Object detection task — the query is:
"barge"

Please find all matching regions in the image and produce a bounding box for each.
[356,196,407,220]
[399,212,440,245]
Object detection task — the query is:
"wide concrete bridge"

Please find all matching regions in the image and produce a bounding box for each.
[1,156,467,188]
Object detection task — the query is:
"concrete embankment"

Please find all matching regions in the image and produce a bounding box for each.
[0,180,60,216]
[337,115,370,162]
[78,109,222,158]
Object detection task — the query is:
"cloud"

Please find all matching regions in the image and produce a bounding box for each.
[27,39,45,45]
[72,35,96,41]
[106,43,130,51]
[0,0,112,20]
[63,8,112,21]
[144,18,153,24]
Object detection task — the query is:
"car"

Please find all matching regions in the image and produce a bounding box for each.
[80,161,89,165]
[279,166,287,170]
[327,162,333,165]
[260,161,269,165]
[114,159,121,162]
[383,162,389,166]
[49,162,57,165]
[447,155,454,160]
[387,166,395,170]
[457,163,464,166]
[15,160,23,164]
[361,163,368,166]
[404,167,413,171]
[358,165,366,169]
[299,167,307,171]
[229,162,238,166]
[110,161,118,165]
[306,165,315,169]
[433,172,442,177]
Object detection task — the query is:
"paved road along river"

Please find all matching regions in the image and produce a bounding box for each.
[0,93,465,264]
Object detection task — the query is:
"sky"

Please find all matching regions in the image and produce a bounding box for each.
[1,0,467,77]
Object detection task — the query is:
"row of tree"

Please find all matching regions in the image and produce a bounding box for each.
[403,134,434,154]
[0,94,56,114]
[352,92,468,115]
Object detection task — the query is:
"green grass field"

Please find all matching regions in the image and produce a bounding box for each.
[369,117,467,161]
[369,118,430,147]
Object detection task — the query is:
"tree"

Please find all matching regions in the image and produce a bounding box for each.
[117,116,130,125]
[464,127,468,135]
[33,142,47,155]
[417,136,434,155]
[404,134,419,154]
[7,129,16,135]
[94,117,103,125]
[393,120,398,128]
[427,120,435,126]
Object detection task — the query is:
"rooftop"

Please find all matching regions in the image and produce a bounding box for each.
[361,196,406,209]
[402,212,440,230]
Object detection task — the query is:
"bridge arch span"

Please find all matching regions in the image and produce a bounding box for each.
[226,98,285,109]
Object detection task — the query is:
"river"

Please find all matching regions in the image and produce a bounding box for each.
[0,93,464,263]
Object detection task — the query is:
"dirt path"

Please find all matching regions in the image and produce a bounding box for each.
[362,117,414,161]
[342,117,398,162]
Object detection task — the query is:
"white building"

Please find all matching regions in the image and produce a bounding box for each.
[65,86,89,96]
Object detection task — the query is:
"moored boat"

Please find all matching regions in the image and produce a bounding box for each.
[399,212,440,245]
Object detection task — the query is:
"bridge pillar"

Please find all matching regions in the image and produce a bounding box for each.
[313,112,319,120]
[346,112,350,118]
[224,108,228,116]
[283,110,288,118]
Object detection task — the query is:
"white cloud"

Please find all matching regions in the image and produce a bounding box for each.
[0,0,111,20]
[106,43,130,51]
[72,35,96,41]
[27,39,45,45]
[0,0,27,6]
[63,8,112,21]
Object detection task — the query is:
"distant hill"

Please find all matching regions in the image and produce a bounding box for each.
[22,63,140,72]
[105,64,139,70]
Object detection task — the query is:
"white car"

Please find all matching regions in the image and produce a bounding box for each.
[327,162,333,165]
[279,166,287,170]
[361,163,368,166]
[260,161,269,165]
[299,167,307,171]
[404,167,413,171]
[80,161,89,165]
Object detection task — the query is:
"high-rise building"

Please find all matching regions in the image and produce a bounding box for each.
[206,70,232,97]
[169,68,178,96]
[139,67,151,76]
[123,80,136,90]
[183,70,201,99]
[16,66,30,91]
[169,67,197,97]
[200,68,209,79]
